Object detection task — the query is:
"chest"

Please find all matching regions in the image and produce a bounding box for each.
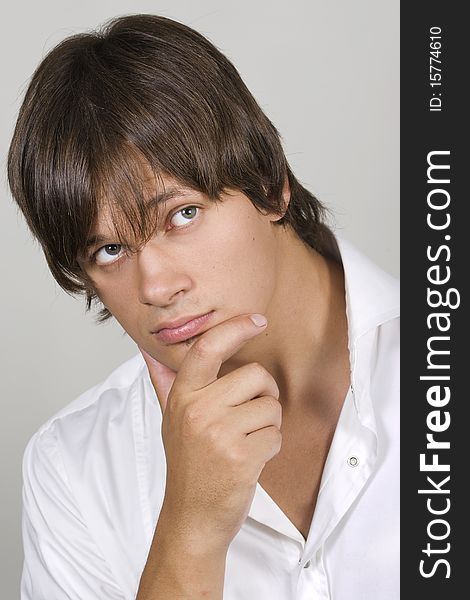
[257,426,332,540]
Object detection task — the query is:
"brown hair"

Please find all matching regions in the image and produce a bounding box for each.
[8,14,332,321]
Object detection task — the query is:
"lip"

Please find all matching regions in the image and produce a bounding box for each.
[153,311,215,344]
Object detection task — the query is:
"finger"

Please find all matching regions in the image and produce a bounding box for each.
[244,425,283,467]
[175,314,268,393]
[140,348,177,412]
[210,362,279,407]
[226,396,282,434]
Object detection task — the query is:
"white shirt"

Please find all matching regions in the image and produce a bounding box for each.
[21,238,400,599]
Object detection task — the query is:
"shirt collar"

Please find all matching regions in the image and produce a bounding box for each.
[333,235,399,433]
[332,235,400,343]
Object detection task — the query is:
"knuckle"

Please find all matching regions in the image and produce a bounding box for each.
[249,361,267,378]
[207,427,244,466]
[266,376,280,399]
[181,402,203,431]
[266,395,281,412]
[248,362,279,397]
[206,423,227,455]
[271,380,280,399]
[270,427,283,454]
[225,445,245,466]
[273,403,282,425]
[191,337,213,361]
[206,422,223,446]
[261,396,282,421]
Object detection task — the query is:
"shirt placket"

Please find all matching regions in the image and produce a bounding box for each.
[296,547,330,600]
[298,386,378,598]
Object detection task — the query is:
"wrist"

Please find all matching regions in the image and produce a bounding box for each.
[156,500,231,559]
[138,505,228,600]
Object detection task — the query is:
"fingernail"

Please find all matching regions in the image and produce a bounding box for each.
[250,314,267,327]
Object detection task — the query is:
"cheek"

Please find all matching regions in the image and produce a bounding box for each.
[202,219,277,305]
[92,274,136,321]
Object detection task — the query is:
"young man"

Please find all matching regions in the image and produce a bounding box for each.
[9,14,399,600]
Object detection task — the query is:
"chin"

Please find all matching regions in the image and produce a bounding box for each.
[154,335,200,371]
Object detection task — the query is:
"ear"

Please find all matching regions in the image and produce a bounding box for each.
[270,176,291,222]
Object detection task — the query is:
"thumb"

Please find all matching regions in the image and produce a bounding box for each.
[140,348,177,412]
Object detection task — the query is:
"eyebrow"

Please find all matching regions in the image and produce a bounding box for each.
[148,186,191,210]
[83,186,192,253]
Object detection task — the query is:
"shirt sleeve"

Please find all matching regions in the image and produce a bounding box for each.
[21,427,127,600]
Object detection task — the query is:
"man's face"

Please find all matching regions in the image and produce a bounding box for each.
[84,177,283,372]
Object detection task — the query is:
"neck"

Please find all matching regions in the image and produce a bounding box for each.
[219,226,350,419]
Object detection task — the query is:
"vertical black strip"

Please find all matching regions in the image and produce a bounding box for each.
[401,2,466,596]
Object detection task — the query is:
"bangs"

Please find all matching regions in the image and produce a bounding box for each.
[87,147,198,257]
[86,143,229,260]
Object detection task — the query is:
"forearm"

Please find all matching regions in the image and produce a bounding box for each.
[136,507,228,600]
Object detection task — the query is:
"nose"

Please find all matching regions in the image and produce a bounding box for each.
[136,243,192,307]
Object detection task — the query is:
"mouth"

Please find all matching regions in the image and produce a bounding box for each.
[152,311,215,344]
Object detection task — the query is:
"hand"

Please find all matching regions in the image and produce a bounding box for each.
[140,314,282,551]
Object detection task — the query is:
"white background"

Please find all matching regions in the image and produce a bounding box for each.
[0,0,399,595]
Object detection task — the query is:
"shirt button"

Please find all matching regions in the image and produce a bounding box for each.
[304,560,311,568]
[347,455,359,467]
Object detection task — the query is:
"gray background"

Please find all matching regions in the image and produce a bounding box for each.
[0,0,399,595]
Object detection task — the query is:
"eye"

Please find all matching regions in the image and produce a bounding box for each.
[94,243,125,266]
[169,206,199,228]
